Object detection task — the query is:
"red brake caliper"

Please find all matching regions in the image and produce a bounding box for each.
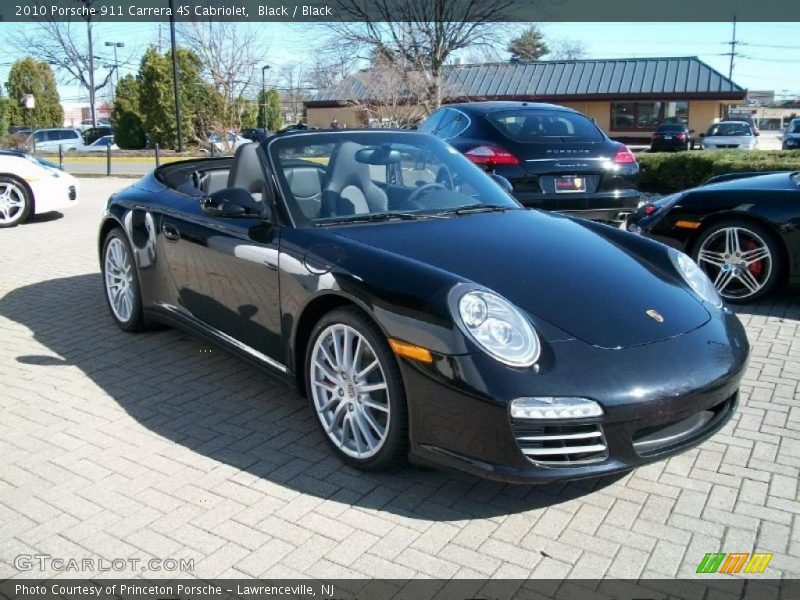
[746,239,763,277]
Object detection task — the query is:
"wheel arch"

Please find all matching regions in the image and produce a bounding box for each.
[291,291,388,397]
[687,211,790,282]
[0,173,35,217]
[98,215,125,260]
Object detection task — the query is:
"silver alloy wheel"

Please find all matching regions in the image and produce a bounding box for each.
[696,226,772,300]
[0,181,27,225]
[104,237,135,323]
[310,323,390,459]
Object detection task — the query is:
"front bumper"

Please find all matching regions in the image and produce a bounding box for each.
[403,309,748,483]
[29,172,80,214]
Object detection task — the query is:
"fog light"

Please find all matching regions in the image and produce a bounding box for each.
[510,397,603,419]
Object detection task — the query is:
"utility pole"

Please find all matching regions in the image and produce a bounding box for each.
[75,0,98,128]
[727,15,738,81]
[168,0,184,152]
[87,12,97,127]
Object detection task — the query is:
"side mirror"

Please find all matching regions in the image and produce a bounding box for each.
[203,187,266,219]
[699,133,706,139]
[754,131,760,137]
[489,173,513,194]
[689,129,695,133]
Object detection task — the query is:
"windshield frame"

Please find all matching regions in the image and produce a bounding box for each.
[266,130,521,229]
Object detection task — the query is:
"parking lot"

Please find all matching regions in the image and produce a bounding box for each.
[0,178,798,581]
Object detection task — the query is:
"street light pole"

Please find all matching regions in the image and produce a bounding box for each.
[104,41,124,101]
[168,0,184,152]
[261,65,270,129]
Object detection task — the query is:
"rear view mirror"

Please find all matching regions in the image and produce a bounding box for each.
[355,146,402,165]
[203,187,265,219]
[490,173,513,194]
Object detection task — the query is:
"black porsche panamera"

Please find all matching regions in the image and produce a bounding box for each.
[99,130,749,483]
[627,170,800,303]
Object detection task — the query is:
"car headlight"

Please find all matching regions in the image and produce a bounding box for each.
[450,286,540,367]
[671,251,722,308]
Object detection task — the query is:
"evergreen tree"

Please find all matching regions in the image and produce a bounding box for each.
[5,58,64,128]
[111,75,146,149]
[507,26,550,62]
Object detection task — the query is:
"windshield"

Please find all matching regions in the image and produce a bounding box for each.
[788,120,800,134]
[268,131,520,227]
[488,109,603,143]
[707,122,753,137]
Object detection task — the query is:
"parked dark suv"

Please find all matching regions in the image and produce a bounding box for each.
[419,101,640,224]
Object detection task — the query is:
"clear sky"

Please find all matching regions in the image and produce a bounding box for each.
[1,21,798,104]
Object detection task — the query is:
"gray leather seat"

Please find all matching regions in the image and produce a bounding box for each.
[284,167,323,220]
[228,143,266,202]
[321,142,387,217]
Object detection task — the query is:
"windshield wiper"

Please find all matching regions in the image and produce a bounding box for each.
[437,204,518,216]
[315,211,432,226]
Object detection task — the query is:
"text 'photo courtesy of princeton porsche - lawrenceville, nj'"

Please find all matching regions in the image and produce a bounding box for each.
[0,1,799,600]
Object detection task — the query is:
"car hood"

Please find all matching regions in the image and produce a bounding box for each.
[703,135,755,145]
[331,210,710,349]
[701,171,799,192]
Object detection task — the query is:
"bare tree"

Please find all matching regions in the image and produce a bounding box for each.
[329,0,515,113]
[306,44,360,95]
[345,58,430,128]
[549,39,587,61]
[178,22,267,145]
[279,64,309,124]
[11,21,127,117]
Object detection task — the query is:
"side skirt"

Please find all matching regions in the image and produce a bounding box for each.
[146,302,297,388]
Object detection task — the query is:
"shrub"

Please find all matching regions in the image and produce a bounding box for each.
[638,151,800,194]
[114,111,147,149]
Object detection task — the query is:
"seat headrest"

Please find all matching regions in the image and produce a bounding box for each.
[228,142,265,193]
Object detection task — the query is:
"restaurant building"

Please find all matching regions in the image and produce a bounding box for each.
[305,56,746,143]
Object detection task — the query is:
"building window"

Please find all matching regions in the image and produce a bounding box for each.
[610,101,689,130]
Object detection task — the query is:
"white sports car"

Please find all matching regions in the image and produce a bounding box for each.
[0,150,79,228]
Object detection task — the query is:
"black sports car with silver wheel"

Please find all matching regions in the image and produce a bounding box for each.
[626,171,800,303]
[98,130,748,483]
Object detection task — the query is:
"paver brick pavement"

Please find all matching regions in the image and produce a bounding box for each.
[0,179,798,580]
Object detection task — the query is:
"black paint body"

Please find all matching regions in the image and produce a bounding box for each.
[419,101,640,223]
[627,171,800,288]
[99,131,749,483]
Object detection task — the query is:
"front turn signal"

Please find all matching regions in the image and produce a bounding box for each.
[389,339,433,364]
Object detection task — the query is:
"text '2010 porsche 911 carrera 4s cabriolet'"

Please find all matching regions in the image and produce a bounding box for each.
[98,130,749,483]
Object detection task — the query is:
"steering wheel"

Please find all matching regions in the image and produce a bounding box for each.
[407,182,447,205]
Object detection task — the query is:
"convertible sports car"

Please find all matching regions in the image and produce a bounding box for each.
[0,150,79,228]
[627,170,800,303]
[99,130,748,483]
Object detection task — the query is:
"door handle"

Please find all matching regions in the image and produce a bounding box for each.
[161,223,181,241]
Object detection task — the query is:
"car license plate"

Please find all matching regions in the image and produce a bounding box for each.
[555,175,586,193]
[663,135,673,139]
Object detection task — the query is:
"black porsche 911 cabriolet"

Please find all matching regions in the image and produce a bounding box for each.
[99,130,748,483]
[627,170,800,303]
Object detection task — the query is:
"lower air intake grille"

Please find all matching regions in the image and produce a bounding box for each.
[511,421,608,465]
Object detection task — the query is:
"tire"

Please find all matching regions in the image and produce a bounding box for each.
[0,176,32,228]
[692,219,784,303]
[101,228,147,331]
[305,306,408,471]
